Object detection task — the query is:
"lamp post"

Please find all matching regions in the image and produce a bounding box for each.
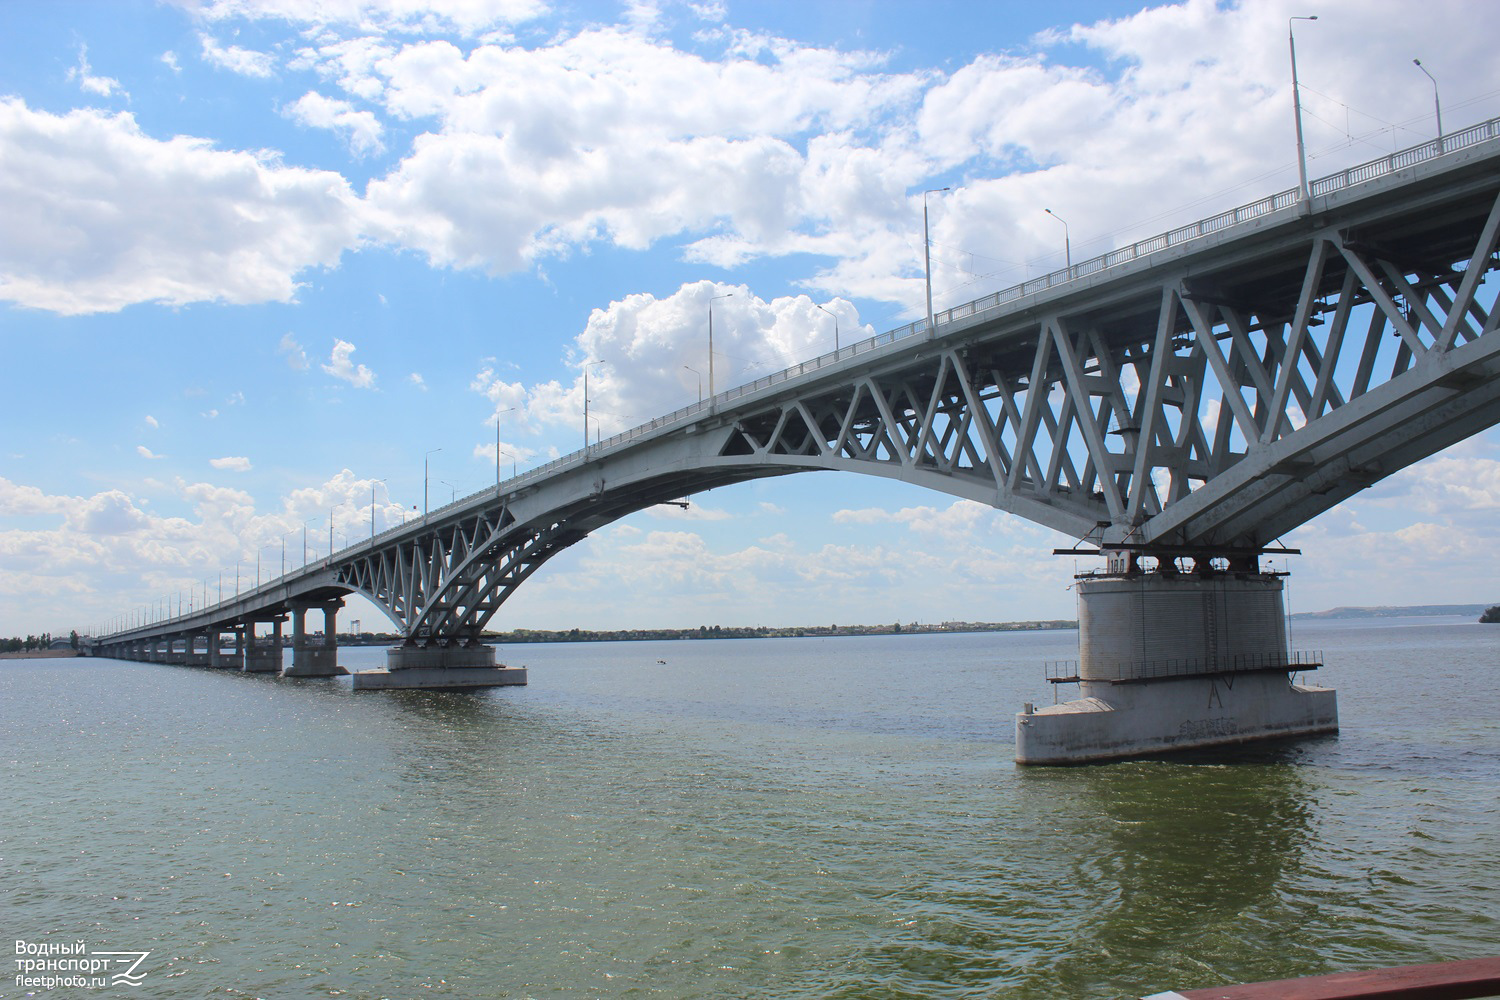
[303,516,317,567]
[424,447,442,517]
[1413,58,1443,143]
[493,407,515,485]
[330,501,346,557]
[583,360,606,451]
[684,365,702,402]
[1044,208,1072,271]
[708,293,733,396]
[499,449,517,479]
[924,187,949,337]
[1289,15,1318,204]
[816,303,839,352]
[440,480,456,505]
[370,479,386,539]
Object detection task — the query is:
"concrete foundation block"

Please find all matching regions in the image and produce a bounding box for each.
[350,665,528,691]
[1016,674,1337,764]
[349,645,526,690]
[243,649,282,673]
[281,646,347,677]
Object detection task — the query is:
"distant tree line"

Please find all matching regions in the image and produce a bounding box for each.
[0,631,78,653]
[1482,606,1500,624]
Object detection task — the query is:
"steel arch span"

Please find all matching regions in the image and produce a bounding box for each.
[100,120,1500,650]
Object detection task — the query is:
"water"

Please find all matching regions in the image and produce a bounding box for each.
[3,618,1497,998]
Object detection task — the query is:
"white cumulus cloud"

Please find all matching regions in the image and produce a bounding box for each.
[199,33,276,77]
[322,338,376,388]
[210,456,253,472]
[284,90,385,155]
[0,99,362,315]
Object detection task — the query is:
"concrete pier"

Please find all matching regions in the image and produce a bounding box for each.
[1016,560,1337,764]
[282,600,347,678]
[243,618,284,673]
[350,643,527,691]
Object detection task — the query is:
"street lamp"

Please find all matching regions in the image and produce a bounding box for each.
[330,501,346,557]
[303,516,318,567]
[1044,209,1072,271]
[493,406,516,485]
[440,479,457,505]
[1289,15,1318,204]
[424,447,442,517]
[1413,58,1443,143]
[684,365,702,402]
[583,360,607,451]
[708,293,733,396]
[816,303,839,352]
[281,529,295,576]
[370,478,386,539]
[924,187,949,337]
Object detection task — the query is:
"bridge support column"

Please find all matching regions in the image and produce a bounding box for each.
[1016,556,1337,765]
[221,627,244,669]
[243,619,284,673]
[283,600,348,677]
[185,633,212,667]
[351,641,526,691]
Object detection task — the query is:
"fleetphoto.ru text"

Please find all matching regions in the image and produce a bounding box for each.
[15,940,150,990]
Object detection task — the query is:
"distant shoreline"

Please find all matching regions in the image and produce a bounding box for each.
[1291,603,1491,620]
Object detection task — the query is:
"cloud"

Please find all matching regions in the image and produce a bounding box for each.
[189,0,549,37]
[284,91,385,155]
[279,332,309,370]
[198,33,276,78]
[144,415,160,429]
[67,44,126,99]
[479,280,868,440]
[14,3,1500,322]
[161,51,181,73]
[321,338,376,388]
[0,99,361,314]
[210,456,253,472]
[407,372,426,390]
[137,445,165,460]
[0,471,410,633]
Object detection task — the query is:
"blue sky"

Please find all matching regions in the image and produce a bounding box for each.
[3,0,1499,638]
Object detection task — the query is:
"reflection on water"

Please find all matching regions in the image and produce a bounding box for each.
[2,622,1498,998]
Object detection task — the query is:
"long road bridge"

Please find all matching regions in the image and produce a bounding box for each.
[96,118,1500,761]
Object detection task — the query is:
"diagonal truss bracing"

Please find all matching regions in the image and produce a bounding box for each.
[717,175,1500,556]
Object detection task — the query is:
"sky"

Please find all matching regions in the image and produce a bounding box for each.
[2,0,1499,639]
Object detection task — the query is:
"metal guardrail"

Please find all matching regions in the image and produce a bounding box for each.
[1046,650,1323,683]
[101,116,1500,641]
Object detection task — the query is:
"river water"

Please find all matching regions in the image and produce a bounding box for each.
[3,617,1497,999]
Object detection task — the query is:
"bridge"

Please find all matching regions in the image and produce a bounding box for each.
[96,118,1500,760]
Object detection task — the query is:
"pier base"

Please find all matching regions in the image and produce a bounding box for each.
[1016,559,1337,765]
[350,644,527,691]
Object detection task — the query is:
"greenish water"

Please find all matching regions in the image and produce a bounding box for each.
[3,619,1497,998]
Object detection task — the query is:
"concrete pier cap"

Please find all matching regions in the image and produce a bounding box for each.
[1016,546,1337,765]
